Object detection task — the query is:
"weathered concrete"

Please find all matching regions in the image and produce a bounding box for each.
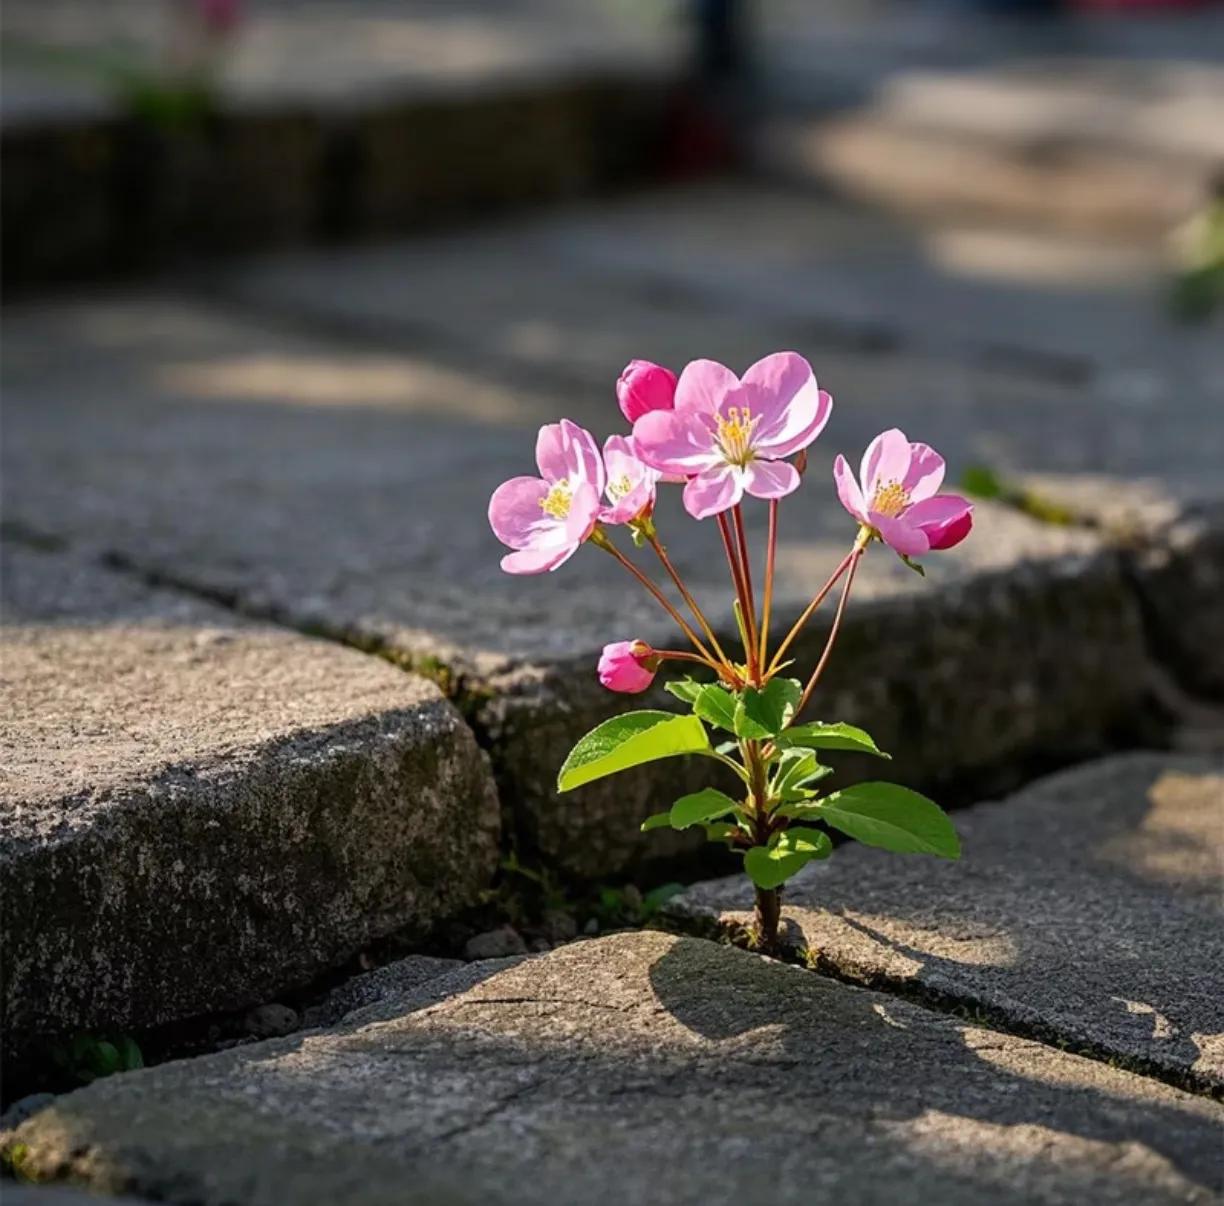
[2,1,684,288]
[671,754,1224,1090]
[0,542,500,1056]
[2,289,1155,875]
[3,933,1221,1205]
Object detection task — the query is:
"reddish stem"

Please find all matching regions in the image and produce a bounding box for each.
[647,535,734,673]
[767,546,855,675]
[717,511,759,680]
[795,545,863,720]
[758,500,779,670]
[597,539,717,664]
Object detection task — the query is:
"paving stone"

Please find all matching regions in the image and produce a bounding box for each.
[3,932,1221,1205]
[0,542,500,1057]
[670,753,1224,1091]
[2,291,1150,876]
[301,956,461,1029]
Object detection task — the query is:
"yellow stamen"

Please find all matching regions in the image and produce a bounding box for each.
[540,480,573,519]
[715,406,760,466]
[607,474,633,500]
[871,480,910,518]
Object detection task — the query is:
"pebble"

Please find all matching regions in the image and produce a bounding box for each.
[540,908,578,943]
[243,1003,300,1038]
[463,926,528,960]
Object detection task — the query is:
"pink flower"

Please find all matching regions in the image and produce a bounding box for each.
[598,641,659,693]
[617,360,677,424]
[198,0,242,35]
[600,435,660,525]
[632,352,832,520]
[834,429,973,556]
[489,420,604,574]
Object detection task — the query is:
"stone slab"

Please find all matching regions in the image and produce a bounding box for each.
[1,291,1151,876]
[671,754,1224,1091]
[0,542,500,1057]
[3,932,1221,1205]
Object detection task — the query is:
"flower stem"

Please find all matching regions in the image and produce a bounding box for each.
[595,535,717,664]
[717,511,759,680]
[647,535,734,672]
[794,544,864,720]
[757,500,779,671]
[767,546,856,675]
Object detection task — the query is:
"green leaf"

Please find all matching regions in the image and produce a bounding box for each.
[664,679,702,705]
[670,787,739,829]
[773,749,827,796]
[640,812,673,832]
[640,882,685,918]
[779,827,832,859]
[818,782,960,858]
[694,684,737,731]
[781,721,889,759]
[557,711,710,792]
[704,822,738,842]
[744,844,811,890]
[115,1035,143,1071]
[734,678,802,740]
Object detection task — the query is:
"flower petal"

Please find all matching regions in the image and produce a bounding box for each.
[633,408,720,476]
[534,424,570,484]
[742,458,800,500]
[559,418,605,493]
[903,442,945,503]
[683,464,743,520]
[833,455,867,523]
[673,358,740,416]
[563,481,602,544]
[742,353,831,458]
[488,475,549,550]
[501,543,578,575]
[860,428,912,497]
[906,494,973,550]
[869,510,930,557]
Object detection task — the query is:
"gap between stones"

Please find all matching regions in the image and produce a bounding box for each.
[2,497,1215,1107]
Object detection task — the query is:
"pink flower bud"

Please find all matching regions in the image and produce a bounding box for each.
[616,360,677,424]
[597,640,659,694]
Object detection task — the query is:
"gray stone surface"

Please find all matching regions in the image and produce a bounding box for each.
[0,542,500,1055]
[300,955,461,1029]
[671,753,1224,1090]
[1,288,1155,875]
[3,933,1221,1205]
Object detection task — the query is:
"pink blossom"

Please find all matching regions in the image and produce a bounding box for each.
[617,360,677,424]
[598,640,659,693]
[489,420,604,574]
[197,0,242,35]
[632,352,832,520]
[600,435,660,526]
[834,429,973,556]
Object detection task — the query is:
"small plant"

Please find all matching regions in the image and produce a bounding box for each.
[488,354,973,954]
[52,1031,143,1085]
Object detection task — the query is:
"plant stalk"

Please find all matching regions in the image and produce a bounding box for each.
[754,886,781,956]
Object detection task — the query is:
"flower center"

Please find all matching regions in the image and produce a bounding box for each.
[871,479,910,519]
[716,406,760,467]
[539,479,573,520]
[607,473,633,501]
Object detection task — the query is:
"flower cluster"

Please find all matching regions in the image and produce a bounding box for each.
[488,352,973,953]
